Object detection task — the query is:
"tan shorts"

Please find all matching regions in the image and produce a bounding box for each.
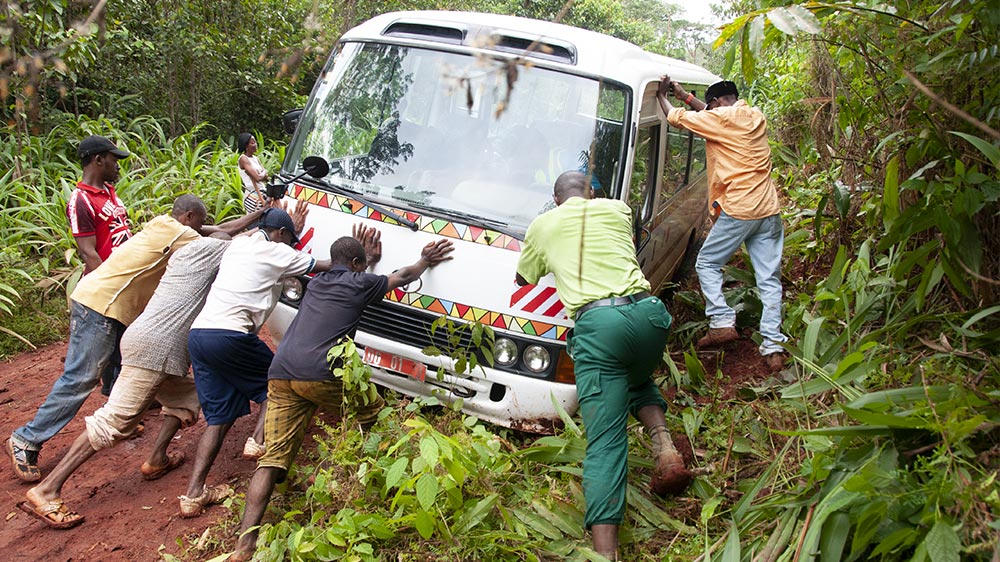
[85,365,201,450]
[259,378,384,472]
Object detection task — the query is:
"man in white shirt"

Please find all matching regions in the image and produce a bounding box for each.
[178,208,331,517]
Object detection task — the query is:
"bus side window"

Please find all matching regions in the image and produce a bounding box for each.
[662,125,690,196]
[690,135,707,174]
[629,125,659,225]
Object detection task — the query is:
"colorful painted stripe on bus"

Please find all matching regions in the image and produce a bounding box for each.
[386,287,569,341]
[291,183,521,252]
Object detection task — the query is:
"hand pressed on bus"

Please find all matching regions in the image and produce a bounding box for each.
[352,223,382,266]
[420,239,454,266]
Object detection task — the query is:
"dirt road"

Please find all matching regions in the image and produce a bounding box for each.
[0,339,262,561]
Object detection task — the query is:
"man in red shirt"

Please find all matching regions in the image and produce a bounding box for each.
[68,135,133,274]
[68,135,134,395]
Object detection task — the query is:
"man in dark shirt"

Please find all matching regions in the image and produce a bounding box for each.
[228,225,453,561]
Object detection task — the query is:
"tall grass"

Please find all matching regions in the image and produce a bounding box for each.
[0,114,281,354]
[0,114,281,264]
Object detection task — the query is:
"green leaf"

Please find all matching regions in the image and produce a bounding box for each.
[924,520,961,562]
[832,181,850,219]
[683,348,706,386]
[385,457,408,490]
[844,385,952,410]
[415,473,439,511]
[414,508,435,539]
[950,131,1000,169]
[722,43,737,76]
[721,523,741,562]
[420,436,440,467]
[530,499,580,537]
[883,154,899,228]
[454,493,499,534]
[740,26,757,82]
[800,316,825,361]
[512,507,564,540]
[840,406,931,429]
[786,5,821,34]
[819,512,851,562]
[748,16,764,56]
[767,7,798,35]
[961,304,1000,330]
[700,496,723,526]
[713,13,751,49]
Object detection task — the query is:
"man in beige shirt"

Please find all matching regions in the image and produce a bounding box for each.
[657,77,789,371]
[8,195,261,488]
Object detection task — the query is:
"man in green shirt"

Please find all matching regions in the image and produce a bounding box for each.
[516,171,691,559]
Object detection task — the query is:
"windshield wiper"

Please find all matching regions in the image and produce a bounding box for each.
[319,178,418,231]
[405,202,524,241]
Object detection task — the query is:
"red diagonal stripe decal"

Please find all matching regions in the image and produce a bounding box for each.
[542,300,565,317]
[295,227,315,252]
[510,284,535,307]
[522,286,557,313]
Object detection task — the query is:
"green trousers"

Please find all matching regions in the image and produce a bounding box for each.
[569,296,672,528]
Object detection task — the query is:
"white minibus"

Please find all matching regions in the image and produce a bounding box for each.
[267,11,718,433]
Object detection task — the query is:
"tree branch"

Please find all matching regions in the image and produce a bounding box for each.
[904,70,1000,141]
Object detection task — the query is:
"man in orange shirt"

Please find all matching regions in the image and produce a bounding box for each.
[657,77,789,371]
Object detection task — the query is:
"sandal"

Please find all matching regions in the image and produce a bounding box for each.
[7,439,41,482]
[178,484,233,518]
[242,436,266,460]
[17,499,85,529]
[140,451,186,481]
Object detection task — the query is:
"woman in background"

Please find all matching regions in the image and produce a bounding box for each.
[237,133,269,214]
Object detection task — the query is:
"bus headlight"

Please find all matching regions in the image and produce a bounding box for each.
[282,278,304,302]
[495,338,518,367]
[523,345,550,373]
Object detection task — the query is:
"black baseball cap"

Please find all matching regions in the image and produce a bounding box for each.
[259,208,300,245]
[78,135,130,160]
[705,81,739,104]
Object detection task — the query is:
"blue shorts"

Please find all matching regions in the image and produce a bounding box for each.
[189,329,272,425]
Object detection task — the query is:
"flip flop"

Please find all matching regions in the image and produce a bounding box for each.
[17,499,85,529]
[140,451,186,481]
[127,421,146,441]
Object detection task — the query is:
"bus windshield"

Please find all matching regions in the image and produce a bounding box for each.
[285,41,629,236]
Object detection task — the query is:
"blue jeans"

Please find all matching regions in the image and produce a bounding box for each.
[695,211,788,355]
[11,301,125,451]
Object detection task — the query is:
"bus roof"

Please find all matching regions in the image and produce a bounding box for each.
[341,11,721,87]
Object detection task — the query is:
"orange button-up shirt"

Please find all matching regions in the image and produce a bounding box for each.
[667,100,780,220]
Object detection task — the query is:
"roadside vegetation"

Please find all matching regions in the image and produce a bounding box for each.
[2,0,998,561]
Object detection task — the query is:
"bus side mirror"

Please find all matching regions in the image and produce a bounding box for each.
[282,109,303,135]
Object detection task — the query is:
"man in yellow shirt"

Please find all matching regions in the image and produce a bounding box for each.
[7,195,261,487]
[657,76,790,372]
[516,171,691,559]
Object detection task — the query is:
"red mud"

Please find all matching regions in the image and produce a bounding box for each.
[664,333,784,404]
[0,332,279,561]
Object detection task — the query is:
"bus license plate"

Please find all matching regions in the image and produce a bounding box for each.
[362,347,427,382]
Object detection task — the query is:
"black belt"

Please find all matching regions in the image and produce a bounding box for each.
[575,291,651,320]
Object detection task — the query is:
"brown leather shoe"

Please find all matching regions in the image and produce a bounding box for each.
[765,352,790,372]
[696,327,739,349]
